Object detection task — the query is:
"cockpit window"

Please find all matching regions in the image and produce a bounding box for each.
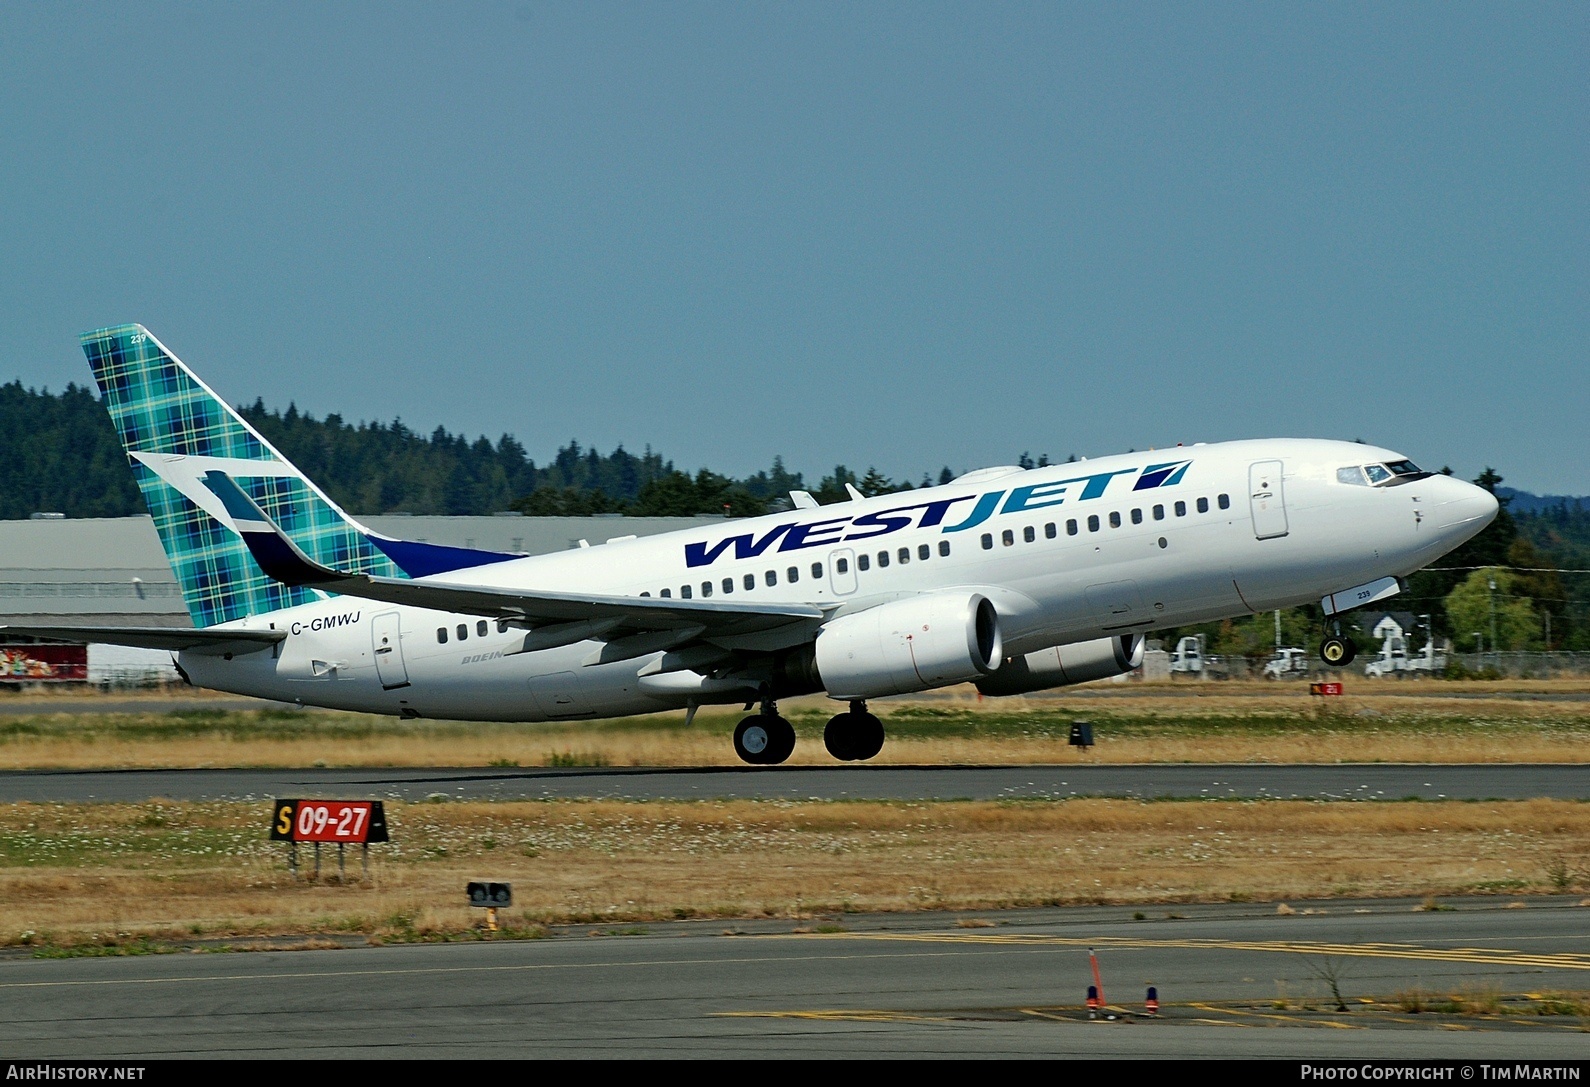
[1341,460,1431,487]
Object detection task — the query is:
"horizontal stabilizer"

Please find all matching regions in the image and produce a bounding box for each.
[1,624,284,655]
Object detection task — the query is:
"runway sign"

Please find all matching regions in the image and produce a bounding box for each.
[271,799,390,843]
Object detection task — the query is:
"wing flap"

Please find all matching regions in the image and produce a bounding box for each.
[201,472,825,637]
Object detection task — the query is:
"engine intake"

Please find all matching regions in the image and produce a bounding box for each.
[975,634,1145,696]
[814,591,1002,700]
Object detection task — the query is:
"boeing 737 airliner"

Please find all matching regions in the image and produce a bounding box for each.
[7,326,1498,764]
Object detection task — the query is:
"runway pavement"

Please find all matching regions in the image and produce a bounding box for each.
[0,898,1585,1058]
[0,762,1585,803]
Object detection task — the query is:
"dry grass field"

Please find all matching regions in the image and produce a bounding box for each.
[0,678,1587,951]
[0,677,1587,768]
[2,796,1587,949]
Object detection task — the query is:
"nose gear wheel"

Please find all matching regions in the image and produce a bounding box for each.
[1319,635,1356,667]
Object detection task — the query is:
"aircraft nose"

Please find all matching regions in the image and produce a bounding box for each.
[1432,476,1499,534]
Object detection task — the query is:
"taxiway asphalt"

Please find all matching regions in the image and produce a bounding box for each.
[0,898,1585,1058]
[0,762,1584,804]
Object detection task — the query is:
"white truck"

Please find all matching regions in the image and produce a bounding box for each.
[1168,635,1205,674]
[1365,640,1447,677]
[1262,647,1311,679]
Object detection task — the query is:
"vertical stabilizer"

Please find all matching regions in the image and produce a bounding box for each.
[81,324,405,627]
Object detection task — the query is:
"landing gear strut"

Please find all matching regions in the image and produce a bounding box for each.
[733,695,795,765]
[824,700,885,762]
[1319,620,1357,668]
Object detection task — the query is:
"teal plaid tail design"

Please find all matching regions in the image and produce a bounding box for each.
[81,324,404,627]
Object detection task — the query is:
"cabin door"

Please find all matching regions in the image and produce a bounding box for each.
[1248,460,1290,540]
[371,611,410,690]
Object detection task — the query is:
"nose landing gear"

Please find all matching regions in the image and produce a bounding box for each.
[733,696,795,765]
[824,700,885,762]
[1319,623,1357,668]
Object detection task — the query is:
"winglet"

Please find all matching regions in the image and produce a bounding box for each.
[201,471,348,589]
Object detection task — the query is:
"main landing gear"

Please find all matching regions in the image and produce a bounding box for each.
[729,697,888,765]
[824,700,885,762]
[733,697,795,765]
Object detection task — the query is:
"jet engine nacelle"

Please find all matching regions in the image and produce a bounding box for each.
[974,634,1145,696]
[815,591,1003,700]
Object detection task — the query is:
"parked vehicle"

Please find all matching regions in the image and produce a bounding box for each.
[1365,641,1447,678]
[1169,636,1204,674]
[1262,647,1311,679]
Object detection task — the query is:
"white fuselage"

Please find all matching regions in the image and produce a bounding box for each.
[181,438,1497,721]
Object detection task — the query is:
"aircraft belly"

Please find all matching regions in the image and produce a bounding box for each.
[1016,536,1246,647]
[1230,504,1388,611]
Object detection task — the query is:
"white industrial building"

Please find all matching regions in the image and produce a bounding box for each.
[0,513,715,683]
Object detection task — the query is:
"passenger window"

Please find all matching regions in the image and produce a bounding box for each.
[744,573,755,590]
[681,585,692,599]
[437,627,448,644]
[1218,493,1230,509]
[1023,526,1035,543]
[1153,504,1164,521]
[1175,501,1187,517]
[1131,508,1142,525]
[1109,512,1121,529]
[723,578,734,594]
[1088,515,1100,532]
[476,620,488,637]
[787,566,799,583]
[1067,519,1078,536]
[1197,497,1209,513]
[660,588,671,598]
[981,534,993,550]
[918,544,930,560]
[897,547,909,564]
[836,558,849,574]
[701,581,712,597]
[765,570,777,586]
[456,623,468,641]
[1001,529,1014,547]
[938,541,950,556]
[812,562,823,578]
[858,554,871,570]
[1044,522,1056,539]
[878,551,890,568]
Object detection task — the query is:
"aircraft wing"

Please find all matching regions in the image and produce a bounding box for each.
[202,472,826,638]
[0,624,284,655]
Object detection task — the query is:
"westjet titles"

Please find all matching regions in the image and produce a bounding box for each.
[684,459,1194,568]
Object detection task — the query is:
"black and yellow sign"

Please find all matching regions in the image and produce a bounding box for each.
[271,799,389,843]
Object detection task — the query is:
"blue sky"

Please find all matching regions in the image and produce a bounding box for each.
[2,3,1584,493]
